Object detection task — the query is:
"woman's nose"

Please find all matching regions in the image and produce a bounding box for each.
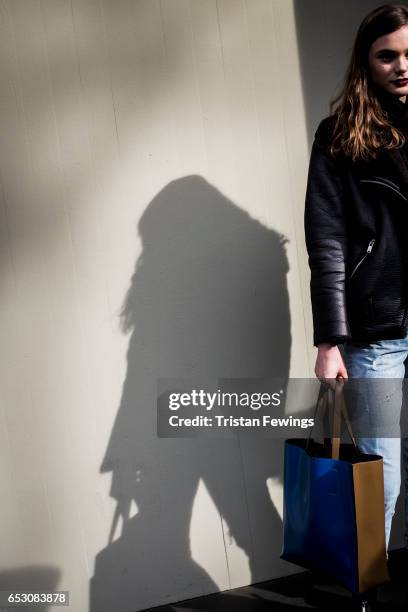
[395,56,408,74]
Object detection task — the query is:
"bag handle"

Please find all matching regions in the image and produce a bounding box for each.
[331,380,358,459]
[305,384,330,455]
[307,379,359,459]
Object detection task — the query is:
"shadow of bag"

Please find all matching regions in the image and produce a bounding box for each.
[280,382,389,594]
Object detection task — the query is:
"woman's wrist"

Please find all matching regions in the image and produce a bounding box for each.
[318,342,338,351]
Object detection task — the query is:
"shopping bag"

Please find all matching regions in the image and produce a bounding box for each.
[281,383,389,594]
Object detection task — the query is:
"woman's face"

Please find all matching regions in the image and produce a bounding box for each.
[368,24,408,101]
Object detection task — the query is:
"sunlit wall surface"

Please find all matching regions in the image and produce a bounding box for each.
[0,1,397,610]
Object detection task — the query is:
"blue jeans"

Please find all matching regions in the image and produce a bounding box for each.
[341,335,408,551]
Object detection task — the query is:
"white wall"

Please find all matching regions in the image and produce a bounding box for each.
[0,1,399,611]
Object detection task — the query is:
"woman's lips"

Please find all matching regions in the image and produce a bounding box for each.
[392,78,408,86]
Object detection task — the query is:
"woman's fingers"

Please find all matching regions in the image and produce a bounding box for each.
[315,344,348,388]
[338,362,348,380]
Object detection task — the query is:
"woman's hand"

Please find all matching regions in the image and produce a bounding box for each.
[315,343,348,389]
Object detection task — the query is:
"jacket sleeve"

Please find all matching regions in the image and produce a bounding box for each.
[304,128,351,347]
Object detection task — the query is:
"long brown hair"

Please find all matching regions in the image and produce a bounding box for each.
[329,4,408,161]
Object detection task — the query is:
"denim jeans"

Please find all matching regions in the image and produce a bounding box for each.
[341,334,408,551]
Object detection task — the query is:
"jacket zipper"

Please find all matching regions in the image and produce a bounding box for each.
[360,178,408,202]
[349,239,376,279]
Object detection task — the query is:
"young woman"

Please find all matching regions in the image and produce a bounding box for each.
[305,4,408,553]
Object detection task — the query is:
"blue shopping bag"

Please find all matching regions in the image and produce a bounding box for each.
[281,384,389,593]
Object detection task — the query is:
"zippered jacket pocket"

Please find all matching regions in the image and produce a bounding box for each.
[349,239,375,280]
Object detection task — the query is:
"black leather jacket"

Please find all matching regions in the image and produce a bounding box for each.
[305,97,408,347]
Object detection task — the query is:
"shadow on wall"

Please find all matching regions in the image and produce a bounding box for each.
[293,0,404,550]
[89,175,291,611]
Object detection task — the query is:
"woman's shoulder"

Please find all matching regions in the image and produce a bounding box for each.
[313,114,337,150]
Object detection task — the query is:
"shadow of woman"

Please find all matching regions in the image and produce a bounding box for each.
[90,175,291,611]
